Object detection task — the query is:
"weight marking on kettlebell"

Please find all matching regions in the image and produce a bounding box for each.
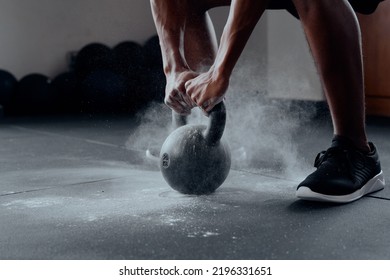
[162,153,170,168]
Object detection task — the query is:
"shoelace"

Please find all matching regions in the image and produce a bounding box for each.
[314,147,346,168]
[314,147,367,180]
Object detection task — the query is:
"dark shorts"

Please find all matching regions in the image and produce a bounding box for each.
[267,0,386,19]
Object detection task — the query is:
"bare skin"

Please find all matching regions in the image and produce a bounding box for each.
[150,0,228,115]
[292,0,369,152]
[186,0,269,113]
[150,0,370,151]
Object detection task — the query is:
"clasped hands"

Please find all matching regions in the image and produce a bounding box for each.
[164,69,229,116]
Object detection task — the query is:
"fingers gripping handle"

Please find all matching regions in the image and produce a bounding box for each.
[171,101,227,146]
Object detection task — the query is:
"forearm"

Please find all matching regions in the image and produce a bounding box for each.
[213,0,267,78]
[150,0,189,75]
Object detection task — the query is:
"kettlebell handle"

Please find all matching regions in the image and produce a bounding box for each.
[203,101,226,145]
[172,101,227,146]
[172,111,187,130]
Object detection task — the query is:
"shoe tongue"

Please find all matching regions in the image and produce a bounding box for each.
[331,135,355,150]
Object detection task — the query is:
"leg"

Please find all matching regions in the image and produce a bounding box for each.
[293,0,385,203]
[292,0,369,152]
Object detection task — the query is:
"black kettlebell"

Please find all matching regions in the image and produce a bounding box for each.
[160,101,231,195]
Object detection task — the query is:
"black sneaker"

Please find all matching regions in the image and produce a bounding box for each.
[296,136,385,203]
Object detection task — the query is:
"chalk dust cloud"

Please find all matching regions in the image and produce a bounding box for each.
[126,54,319,181]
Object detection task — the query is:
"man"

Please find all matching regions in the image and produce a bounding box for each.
[150,0,386,203]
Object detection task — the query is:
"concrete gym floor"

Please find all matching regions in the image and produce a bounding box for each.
[0,110,389,260]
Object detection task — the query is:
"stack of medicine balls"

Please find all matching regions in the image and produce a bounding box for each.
[0,35,165,117]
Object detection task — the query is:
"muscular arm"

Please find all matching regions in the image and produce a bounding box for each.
[150,0,198,115]
[150,0,189,75]
[186,0,268,113]
[214,0,267,77]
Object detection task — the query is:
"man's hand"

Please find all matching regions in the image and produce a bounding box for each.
[165,70,198,115]
[152,0,267,116]
[185,70,229,115]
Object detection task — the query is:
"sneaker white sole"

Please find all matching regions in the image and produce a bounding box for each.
[296,171,385,203]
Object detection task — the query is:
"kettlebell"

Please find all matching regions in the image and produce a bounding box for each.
[160,101,231,195]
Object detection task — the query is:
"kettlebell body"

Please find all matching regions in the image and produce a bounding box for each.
[160,102,231,195]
